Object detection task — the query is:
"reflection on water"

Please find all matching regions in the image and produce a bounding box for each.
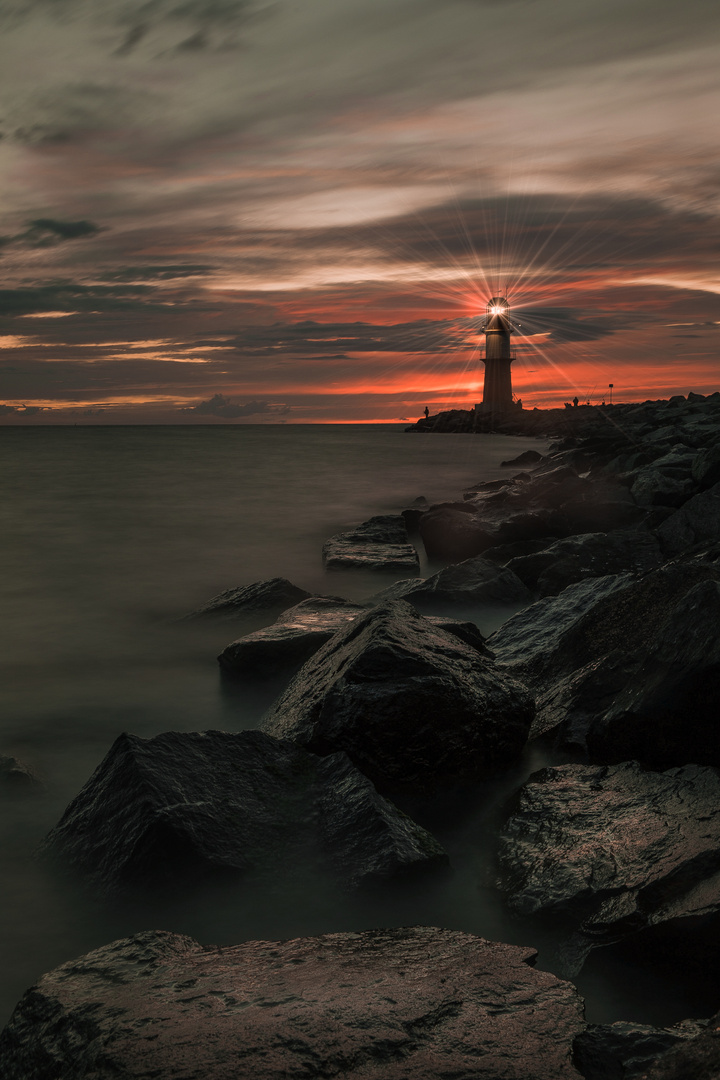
[1,425,714,1029]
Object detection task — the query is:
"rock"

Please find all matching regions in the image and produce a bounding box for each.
[322,515,420,571]
[587,579,720,767]
[573,1018,710,1080]
[0,755,40,789]
[218,596,368,678]
[506,531,663,595]
[501,448,544,467]
[498,762,720,967]
[644,1012,720,1079]
[0,927,586,1080]
[692,444,720,491]
[658,483,720,554]
[480,537,560,563]
[488,562,720,746]
[370,555,532,612]
[184,577,312,623]
[262,601,534,795]
[41,729,447,895]
[419,503,561,561]
[630,469,693,509]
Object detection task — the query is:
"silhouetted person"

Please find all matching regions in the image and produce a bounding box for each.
[424,406,429,419]
[573,396,579,407]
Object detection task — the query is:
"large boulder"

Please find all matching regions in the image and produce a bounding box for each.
[183,577,312,623]
[587,578,720,767]
[498,761,720,968]
[370,555,531,612]
[574,1018,710,1080]
[0,755,40,789]
[322,515,420,571]
[218,596,368,678]
[506,531,662,595]
[488,562,720,748]
[0,927,586,1080]
[262,601,534,795]
[658,483,720,554]
[41,729,447,894]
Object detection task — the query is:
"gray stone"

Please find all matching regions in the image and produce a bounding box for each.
[322,515,420,571]
[262,601,534,795]
[574,1019,710,1080]
[506,531,662,595]
[692,444,720,490]
[218,596,368,678]
[184,577,312,623]
[41,729,447,895]
[0,928,586,1080]
[501,448,544,467]
[658,483,720,554]
[644,1012,720,1079]
[0,755,40,789]
[498,761,720,965]
[630,468,693,508]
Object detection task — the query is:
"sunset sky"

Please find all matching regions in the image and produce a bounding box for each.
[1,0,719,423]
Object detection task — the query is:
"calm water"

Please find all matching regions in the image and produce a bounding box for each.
[0,425,711,1028]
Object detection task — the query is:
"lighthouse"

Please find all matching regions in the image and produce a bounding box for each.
[479,296,515,412]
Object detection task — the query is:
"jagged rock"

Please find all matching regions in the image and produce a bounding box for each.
[644,1012,720,1079]
[0,927,586,1080]
[370,555,531,612]
[506,531,662,595]
[322,515,420,571]
[630,468,693,509]
[587,579,720,767]
[184,577,312,622]
[501,448,544,467]
[0,756,40,789]
[41,729,447,895]
[218,596,368,678]
[498,762,720,968]
[488,562,720,746]
[658,483,720,554]
[419,503,561,561]
[574,1019,710,1080]
[692,445,720,491]
[262,601,534,795]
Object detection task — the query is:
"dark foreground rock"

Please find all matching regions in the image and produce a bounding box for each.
[574,1018,710,1080]
[41,729,447,894]
[498,761,720,967]
[370,555,531,612]
[488,560,720,752]
[184,577,312,623]
[644,1011,720,1079]
[263,601,534,795]
[322,515,420,571]
[505,530,662,596]
[218,596,368,677]
[0,927,586,1080]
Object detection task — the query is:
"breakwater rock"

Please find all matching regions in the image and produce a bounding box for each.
[263,600,534,795]
[322,514,420,571]
[41,729,447,894]
[0,927,586,1080]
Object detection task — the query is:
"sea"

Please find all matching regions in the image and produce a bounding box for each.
[0,424,711,1028]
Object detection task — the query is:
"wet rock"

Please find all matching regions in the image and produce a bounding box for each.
[322,515,420,571]
[506,531,662,596]
[0,927,586,1080]
[587,579,720,767]
[262,601,534,795]
[218,596,368,678]
[498,762,720,965]
[488,562,719,745]
[419,503,561,561]
[184,577,312,623]
[573,1018,709,1080]
[370,555,531,612]
[0,756,40,789]
[658,483,720,554]
[41,729,447,895]
[630,469,693,509]
[502,448,545,467]
[644,1012,720,1080]
[692,444,720,491]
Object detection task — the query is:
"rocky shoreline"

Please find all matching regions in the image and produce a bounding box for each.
[2,394,720,1078]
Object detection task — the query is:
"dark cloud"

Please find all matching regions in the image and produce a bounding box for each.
[181,394,289,418]
[227,319,473,355]
[0,403,46,414]
[102,265,214,281]
[24,219,102,245]
[0,283,154,317]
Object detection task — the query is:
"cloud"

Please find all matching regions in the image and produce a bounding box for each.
[23,218,102,244]
[181,393,289,418]
[0,403,46,414]
[102,264,214,280]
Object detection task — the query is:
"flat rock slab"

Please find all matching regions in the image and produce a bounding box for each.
[498,762,720,961]
[220,595,491,679]
[0,927,586,1080]
[262,601,534,795]
[371,555,531,612]
[218,596,368,677]
[184,577,312,623]
[322,515,420,571]
[41,729,447,894]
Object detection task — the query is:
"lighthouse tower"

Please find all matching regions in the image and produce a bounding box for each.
[480,296,515,412]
